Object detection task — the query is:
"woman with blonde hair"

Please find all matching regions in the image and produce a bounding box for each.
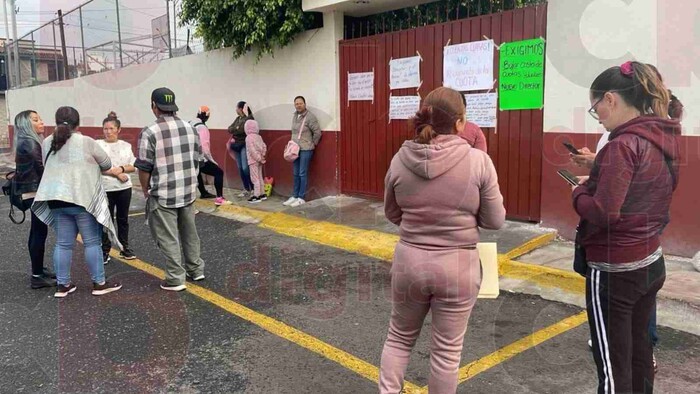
[13,110,55,289]
[379,87,506,393]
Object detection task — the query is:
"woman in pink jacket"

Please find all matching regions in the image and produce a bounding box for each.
[244,120,267,203]
[379,87,506,394]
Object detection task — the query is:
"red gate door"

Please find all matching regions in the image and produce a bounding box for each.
[339,4,547,222]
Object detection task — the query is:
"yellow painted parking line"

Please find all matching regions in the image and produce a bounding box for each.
[107,250,423,393]
[451,311,588,386]
[500,259,585,295]
[505,232,557,260]
[194,198,587,388]
[201,200,583,294]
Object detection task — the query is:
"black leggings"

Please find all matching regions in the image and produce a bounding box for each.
[102,188,132,254]
[26,198,48,275]
[587,256,665,394]
[198,161,224,197]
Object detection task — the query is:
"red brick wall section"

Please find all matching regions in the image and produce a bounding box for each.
[34,126,340,201]
[541,132,700,257]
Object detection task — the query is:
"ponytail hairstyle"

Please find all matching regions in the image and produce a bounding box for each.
[410,87,465,144]
[51,106,80,154]
[646,64,684,120]
[590,61,670,119]
[102,111,121,128]
[668,93,684,120]
[13,110,41,155]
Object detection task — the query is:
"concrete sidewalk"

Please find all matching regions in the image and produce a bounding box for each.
[197,186,700,336]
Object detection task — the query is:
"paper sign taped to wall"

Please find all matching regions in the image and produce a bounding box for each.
[499,38,545,110]
[348,72,375,101]
[390,56,421,90]
[443,40,495,91]
[389,96,421,120]
[477,242,499,299]
[465,93,498,128]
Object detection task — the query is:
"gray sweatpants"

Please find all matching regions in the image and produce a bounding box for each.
[147,197,205,286]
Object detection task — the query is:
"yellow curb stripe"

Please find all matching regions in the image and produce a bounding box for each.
[198,199,584,295]
[107,250,422,392]
[452,311,588,385]
[500,259,585,295]
[505,232,557,260]
[259,212,400,263]
[194,199,271,221]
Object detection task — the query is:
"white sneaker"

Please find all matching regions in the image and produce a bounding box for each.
[588,339,593,349]
[290,198,306,207]
[237,191,248,198]
[283,197,297,206]
[692,251,700,272]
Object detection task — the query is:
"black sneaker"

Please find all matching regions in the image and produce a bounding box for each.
[248,196,260,204]
[31,275,57,289]
[54,284,77,298]
[258,195,268,201]
[119,249,136,260]
[42,267,57,279]
[103,254,111,265]
[92,281,122,296]
[160,282,187,292]
[200,191,217,199]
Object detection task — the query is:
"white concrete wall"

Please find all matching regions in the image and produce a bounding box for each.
[544,0,700,136]
[7,11,344,132]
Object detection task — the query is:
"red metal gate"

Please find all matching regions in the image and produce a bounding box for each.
[339,4,547,221]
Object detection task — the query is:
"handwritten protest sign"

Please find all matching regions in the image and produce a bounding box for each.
[498,38,545,110]
[390,56,421,90]
[389,96,421,120]
[348,72,374,101]
[465,93,498,128]
[443,40,494,91]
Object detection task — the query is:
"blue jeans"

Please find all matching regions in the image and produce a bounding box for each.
[649,300,658,347]
[233,146,253,191]
[293,150,314,199]
[52,206,105,285]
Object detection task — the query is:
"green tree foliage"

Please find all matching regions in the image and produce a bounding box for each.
[359,0,545,35]
[181,0,545,58]
[179,0,316,60]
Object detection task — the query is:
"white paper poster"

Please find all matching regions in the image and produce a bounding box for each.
[389,56,421,90]
[443,40,494,91]
[465,93,498,128]
[389,96,421,120]
[348,72,374,101]
[476,243,499,299]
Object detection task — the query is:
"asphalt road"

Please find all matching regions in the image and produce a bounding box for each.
[1,200,698,393]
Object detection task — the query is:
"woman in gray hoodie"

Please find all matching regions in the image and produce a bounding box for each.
[379,87,506,393]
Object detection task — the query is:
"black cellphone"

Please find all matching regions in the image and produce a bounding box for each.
[563,142,581,155]
[557,169,580,187]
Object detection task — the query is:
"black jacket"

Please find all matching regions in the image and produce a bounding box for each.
[14,138,44,195]
[227,114,254,144]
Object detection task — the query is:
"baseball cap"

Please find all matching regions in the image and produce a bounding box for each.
[151,87,179,112]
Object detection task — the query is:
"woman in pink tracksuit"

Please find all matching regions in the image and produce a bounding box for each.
[244,120,267,203]
[379,87,506,394]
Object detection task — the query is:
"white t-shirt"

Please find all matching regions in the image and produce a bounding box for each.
[96,139,136,192]
[596,131,611,153]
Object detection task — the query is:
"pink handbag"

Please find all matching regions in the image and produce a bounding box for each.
[284,115,307,162]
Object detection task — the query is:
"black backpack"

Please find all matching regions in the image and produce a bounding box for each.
[1,171,28,224]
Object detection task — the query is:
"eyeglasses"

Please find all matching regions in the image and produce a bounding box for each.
[588,96,605,120]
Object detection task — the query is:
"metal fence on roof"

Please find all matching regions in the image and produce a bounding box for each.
[1,0,203,90]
